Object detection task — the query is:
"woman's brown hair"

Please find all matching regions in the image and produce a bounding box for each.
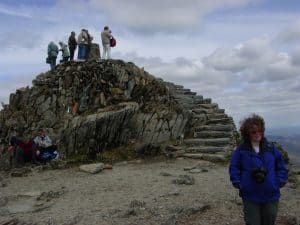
[239,114,265,143]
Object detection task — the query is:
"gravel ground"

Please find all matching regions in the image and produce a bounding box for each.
[0,157,299,225]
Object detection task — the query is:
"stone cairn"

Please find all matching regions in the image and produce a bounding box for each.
[0,59,238,169]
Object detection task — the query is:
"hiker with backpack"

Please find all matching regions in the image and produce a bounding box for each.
[101,26,113,59]
[229,114,288,225]
[33,128,59,162]
[59,41,70,63]
[46,41,59,70]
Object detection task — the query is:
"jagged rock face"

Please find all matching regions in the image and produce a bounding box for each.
[0,60,188,164]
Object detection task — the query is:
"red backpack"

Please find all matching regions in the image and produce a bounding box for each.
[110,37,116,47]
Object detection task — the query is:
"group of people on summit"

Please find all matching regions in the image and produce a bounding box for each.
[47,26,114,70]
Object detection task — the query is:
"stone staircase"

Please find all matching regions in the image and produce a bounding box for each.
[163,81,238,162]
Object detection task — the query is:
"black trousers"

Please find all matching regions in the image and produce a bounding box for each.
[69,47,76,60]
[243,200,278,225]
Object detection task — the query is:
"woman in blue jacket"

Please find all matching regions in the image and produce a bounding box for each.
[229,114,288,225]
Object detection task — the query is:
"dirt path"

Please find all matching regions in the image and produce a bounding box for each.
[0,158,299,225]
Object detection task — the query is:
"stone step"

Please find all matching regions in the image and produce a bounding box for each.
[183,153,227,162]
[166,85,184,91]
[205,118,232,125]
[206,114,228,120]
[195,125,234,132]
[185,146,225,153]
[184,92,197,96]
[197,103,218,109]
[192,108,226,115]
[190,113,228,123]
[215,109,225,114]
[194,131,232,138]
[191,117,207,126]
[175,85,184,89]
[193,95,204,101]
[174,90,197,96]
[174,98,204,106]
[192,108,215,114]
[184,138,231,146]
[203,98,212,104]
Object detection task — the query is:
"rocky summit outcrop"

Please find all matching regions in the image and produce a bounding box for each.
[0,59,238,169]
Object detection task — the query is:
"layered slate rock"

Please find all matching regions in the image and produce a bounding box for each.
[0,60,189,168]
[0,59,238,168]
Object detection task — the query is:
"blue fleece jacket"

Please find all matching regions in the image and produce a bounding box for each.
[229,138,288,203]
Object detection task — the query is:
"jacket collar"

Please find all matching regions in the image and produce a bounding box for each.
[241,137,273,153]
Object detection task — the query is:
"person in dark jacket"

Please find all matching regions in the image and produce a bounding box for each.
[47,41,59,70]
[85,30,93,60]
[229,114,288,225]
[8,136,37,167]
[68,31,77,60]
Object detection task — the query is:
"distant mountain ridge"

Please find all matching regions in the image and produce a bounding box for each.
[267,133,300,166]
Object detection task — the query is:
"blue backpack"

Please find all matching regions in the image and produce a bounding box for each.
[41,150,59,161]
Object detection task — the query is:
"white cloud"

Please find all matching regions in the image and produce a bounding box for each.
[275,21,300,45]
[202,36,300,84]
[84,0,257,33]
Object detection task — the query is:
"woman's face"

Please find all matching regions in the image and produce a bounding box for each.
[250,125,263,143]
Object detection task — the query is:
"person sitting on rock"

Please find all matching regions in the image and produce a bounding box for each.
[33,129,59,162]
[59,41,70,63]
[8,136,37,167]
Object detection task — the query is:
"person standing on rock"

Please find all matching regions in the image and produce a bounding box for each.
[59,41,70,63]
[77,29,88,60]
[85,30,93,60]
[47,41,59,70]
[229,114,288,225]
[68,31,77,61]
[101,26,112,59]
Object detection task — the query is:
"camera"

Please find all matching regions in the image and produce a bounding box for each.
[251,167,268,184]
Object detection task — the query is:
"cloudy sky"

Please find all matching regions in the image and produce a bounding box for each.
[0,0,300,130]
